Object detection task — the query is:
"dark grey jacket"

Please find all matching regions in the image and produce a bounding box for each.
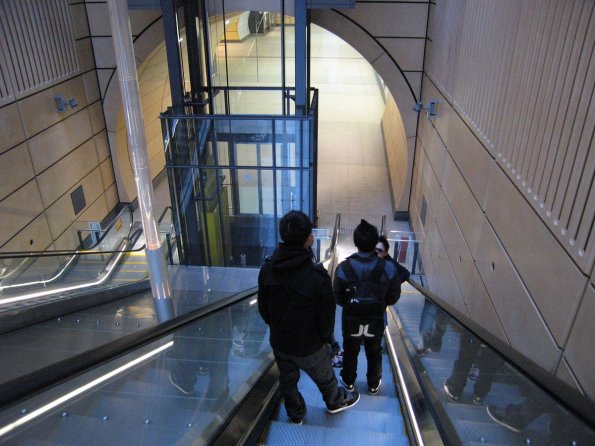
[333,251,402,310]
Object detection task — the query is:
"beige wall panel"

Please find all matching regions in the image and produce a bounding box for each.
[78,194,108,223]
[77,39,95,73]
[0,144,35,201]
[555,358,583,396]
[377,38,425,72]
[149,153,165,182]
[69,3,90,40]
[396,137,415,212]
[419,117,446,185]
[129,10,163,36]
[38,140,98,207]
[343,3,427,38]
[0,213,52,253]
[475,219,560,371]
[562,284,595,399]
[420,153,442,219]
[420,216,445,298]
[428,222,467,315]
[85,3,110,35]
[97,70,114,102]
[486,167,587,345]
[88,101,105,134]
[28,109,93,174]
[310,11,384,62]
[94,131,110,163]
[102,74,121,132]
[465,268,508,343]
[100,157,115,190]
[404,72,422,100]
[421,77,452,140]
[441,155,484,256]
[92,37,116,69]
[83,72,101,104]
[105,183,119,211]
[111,127,136,202]
[53,225,82,251]
[45,169,104,239]
[372,54,418,139]
[132,21,165,64]
[0,180,44,247]
[18,76,88,138]
[435,194,475,300]
[0,103,26,154]
[447,112,493,208]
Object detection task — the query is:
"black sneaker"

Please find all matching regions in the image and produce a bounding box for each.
[340,377,355,392]
[368,379,381,395]
[289,418,303,425]
[169,371,194,395]
[487,405,523,433]
[416,342,429,355]
[443,379,460,401]
[326,390,360,414]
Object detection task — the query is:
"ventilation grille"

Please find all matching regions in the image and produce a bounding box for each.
[0,0,80,104]
[425,0,595,270]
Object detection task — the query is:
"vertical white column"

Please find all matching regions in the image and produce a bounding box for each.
[107,0,173,317]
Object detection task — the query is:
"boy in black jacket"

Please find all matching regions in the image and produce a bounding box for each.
[258,211,359,424]
[334,220,402,395]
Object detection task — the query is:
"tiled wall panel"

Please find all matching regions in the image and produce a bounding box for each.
[37,140,99,207]
[0,103,26,154]
[0,181,44,247]
[474,219,561,371]
[0,144,34,201]
[28,109,93,174]
[0,3,118,252]
[560,284,594,399]
[425,0,595,272]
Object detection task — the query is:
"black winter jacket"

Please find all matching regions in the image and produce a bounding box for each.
[258,244,335,357]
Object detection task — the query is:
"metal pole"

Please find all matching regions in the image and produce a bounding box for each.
[107,0,173,321]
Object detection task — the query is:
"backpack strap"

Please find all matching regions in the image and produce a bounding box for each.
[343,258,385,283]
[342,259,358,284]
[369,258,385,282]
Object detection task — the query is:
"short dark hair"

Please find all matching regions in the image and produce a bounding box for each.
[378,235,390,253]
[279,211,313,247]
[353,219,378,252]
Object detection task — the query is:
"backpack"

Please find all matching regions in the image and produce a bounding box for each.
[341,258,387,340]
[342,258,386,317]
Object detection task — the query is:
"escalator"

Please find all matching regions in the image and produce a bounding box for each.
[0,220,593,445]
[0,206,179,334]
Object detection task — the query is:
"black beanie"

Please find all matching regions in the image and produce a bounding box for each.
[353,219,378,252]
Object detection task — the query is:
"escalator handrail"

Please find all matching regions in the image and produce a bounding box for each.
[407,278,595,428]
[0,230,145,299]
[0,286,259,408]
[0,206,134,259]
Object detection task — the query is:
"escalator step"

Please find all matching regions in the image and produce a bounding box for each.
[264,421,408,446]
[297,386,400,414]
[275,405,404,436]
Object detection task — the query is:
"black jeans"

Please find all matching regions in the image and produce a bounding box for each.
[341,336,382,388]
[447,331,502,398]
[274,344,346,421]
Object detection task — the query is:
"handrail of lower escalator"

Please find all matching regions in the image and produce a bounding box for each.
[406,278,595,429]
[0,285,259,408]
[0,229,144,302]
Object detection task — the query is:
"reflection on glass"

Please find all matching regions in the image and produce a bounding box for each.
[396,293,595,445]
[0,297,272,445]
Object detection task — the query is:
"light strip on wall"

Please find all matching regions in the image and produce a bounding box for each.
[0,341,173,439]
